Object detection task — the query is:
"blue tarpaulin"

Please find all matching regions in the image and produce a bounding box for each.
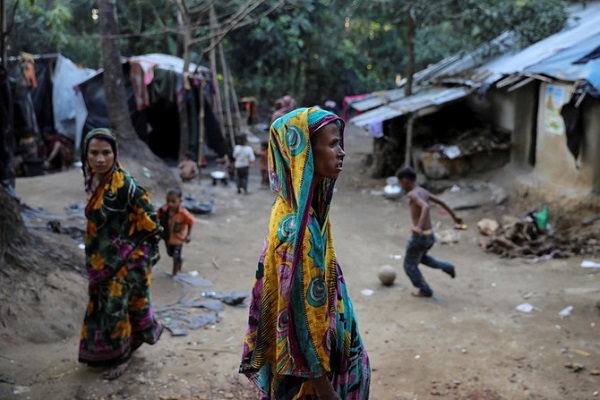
[524,33,600,96]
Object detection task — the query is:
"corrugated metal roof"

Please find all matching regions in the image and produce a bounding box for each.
[523,34,600,90]
[350,89,407,112]
[350,2,600,128]
[395,2,600,88]
[480,2,600,85]
[350,87,472,127]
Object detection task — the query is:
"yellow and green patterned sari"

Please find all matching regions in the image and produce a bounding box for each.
[240,108,370,399]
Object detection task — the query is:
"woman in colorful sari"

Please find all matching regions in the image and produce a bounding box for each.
[240,108,370,399]
[78,128,163,380]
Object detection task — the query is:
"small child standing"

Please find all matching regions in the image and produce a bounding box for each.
[233,134,256,194]
[179,151,198,182]
[157,188,195,276]
[258,141,269,188]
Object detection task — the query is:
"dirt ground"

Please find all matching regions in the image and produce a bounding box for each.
[1,127,599,400]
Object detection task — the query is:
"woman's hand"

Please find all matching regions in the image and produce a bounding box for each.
[310,375,342,400]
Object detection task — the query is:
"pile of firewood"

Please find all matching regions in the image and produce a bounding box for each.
[478,217,600,259]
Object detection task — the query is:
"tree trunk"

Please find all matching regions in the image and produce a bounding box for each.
[97,0,158,162]
[404,5,416,97]
[97,0,177,188]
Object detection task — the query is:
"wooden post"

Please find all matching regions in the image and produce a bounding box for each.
[405,114,415,167]
[198,79,206,186]
[209,5,227,145]
[219,41,235,145]
[229,68,244,132]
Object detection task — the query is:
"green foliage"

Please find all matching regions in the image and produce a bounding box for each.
[5,0,568,111]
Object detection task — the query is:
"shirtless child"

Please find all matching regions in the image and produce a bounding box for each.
[397,167,463,298]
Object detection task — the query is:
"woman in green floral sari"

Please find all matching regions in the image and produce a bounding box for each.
[78,128,163,380]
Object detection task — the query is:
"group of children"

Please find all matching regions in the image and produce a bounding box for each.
[168,140,463,299]
[162,133,269,276]
[178,135,269,193]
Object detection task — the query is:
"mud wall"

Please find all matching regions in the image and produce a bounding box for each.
[534,82,593,190]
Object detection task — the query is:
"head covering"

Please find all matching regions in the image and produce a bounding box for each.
[268,107,344,262]
[270,95,298,123]
[81,128,118,194]
[240,107,370,398]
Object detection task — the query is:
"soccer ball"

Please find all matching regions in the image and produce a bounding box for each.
[378,265,397,286]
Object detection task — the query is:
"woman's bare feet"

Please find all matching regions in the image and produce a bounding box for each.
[103,359,130,380]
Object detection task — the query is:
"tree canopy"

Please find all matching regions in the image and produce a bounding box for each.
[5,0,569,107]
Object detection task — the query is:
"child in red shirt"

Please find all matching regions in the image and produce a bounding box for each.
[157,188,195,276]
[259,141,269,188]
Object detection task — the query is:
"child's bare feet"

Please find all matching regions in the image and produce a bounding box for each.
[103,359,130,380]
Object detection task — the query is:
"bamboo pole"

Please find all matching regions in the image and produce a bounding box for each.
[218,41,235,144]
[228,66,244,132]
[405,114,415,167]
[198,80,206,186]
[209,5,228,146]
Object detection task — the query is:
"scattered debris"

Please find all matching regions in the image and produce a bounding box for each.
[477,218,499,236]
[174,272,214,287]
[0,376,15,385]
[12,386,31,394]
[516,303,535,313]
[361,289,374,296]
[559,305,574,318]
[581,260,600,268]
[163,320,188,337]
[65,201,86,217]
[572,349,591,357]
[565,363,585,373]
[437,230,460,245]
[46,220,85,240]
[182,195,214,215]
[582,215,600,226]
[479,213,600,259]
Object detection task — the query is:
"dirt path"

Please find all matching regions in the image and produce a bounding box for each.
[1,128,599,400]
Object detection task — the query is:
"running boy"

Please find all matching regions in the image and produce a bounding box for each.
[157,188,195,276]
[397,166,462,298]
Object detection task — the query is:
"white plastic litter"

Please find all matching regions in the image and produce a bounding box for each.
[581,260,600,268]
[559,305,574,318]
[360,289,374,296]
[516,303,534,313]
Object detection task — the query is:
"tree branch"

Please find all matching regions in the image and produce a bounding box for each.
[190,0,284,72]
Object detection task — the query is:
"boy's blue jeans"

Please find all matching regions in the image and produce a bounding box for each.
[403,233,453,297]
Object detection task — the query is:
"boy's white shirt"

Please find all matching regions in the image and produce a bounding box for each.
[233,145,255,168]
